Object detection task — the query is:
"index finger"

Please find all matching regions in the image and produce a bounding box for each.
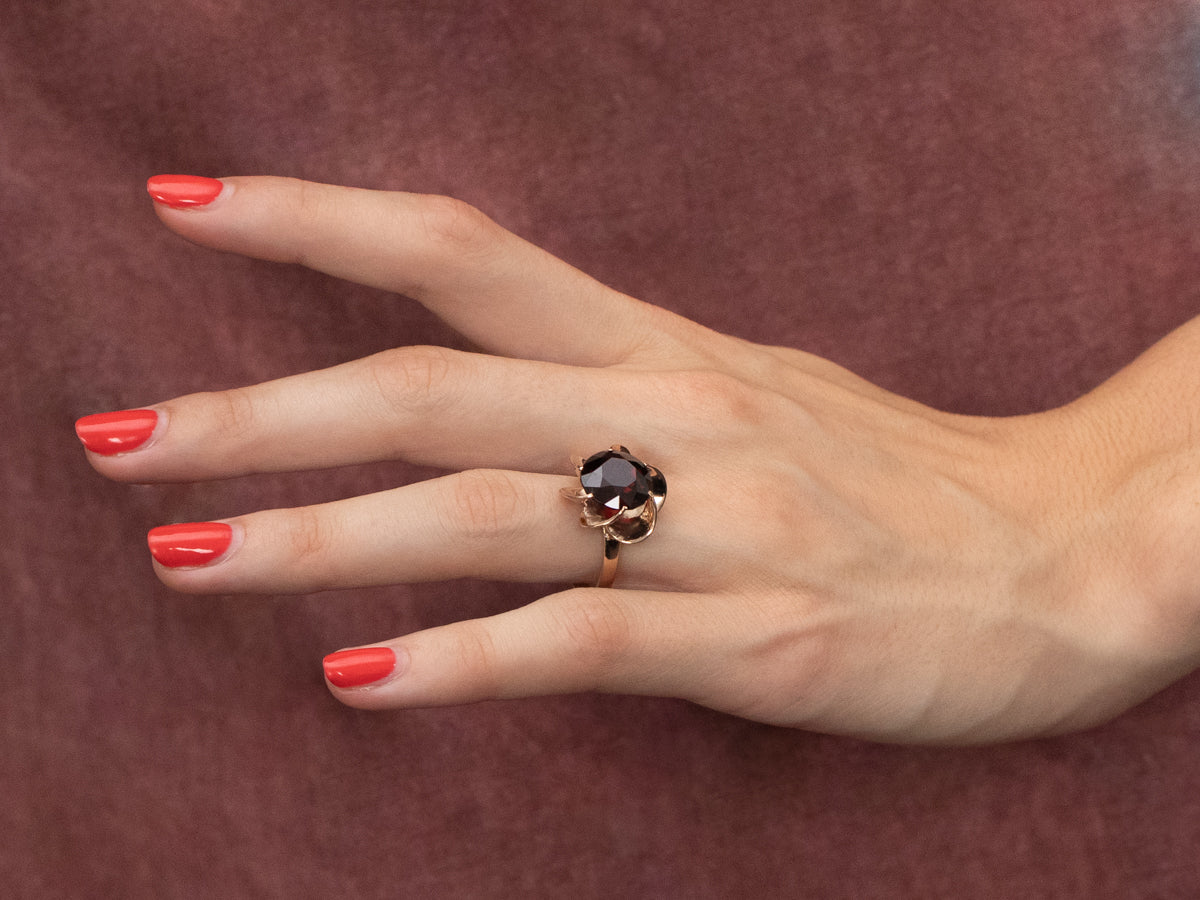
[147,174,669,367]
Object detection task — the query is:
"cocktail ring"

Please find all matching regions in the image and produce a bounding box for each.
[561,446,667,588]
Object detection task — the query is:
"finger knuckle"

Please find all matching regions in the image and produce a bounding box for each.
[413,194,497,257]
[201,387,260,445]
[746,347,804,391]
[553,591,635,675]
[659,370,765,431]
[290,177,326,220]
[366,345,457,419]
[284,178,331,267]
[448,622,502,701]
[725,595,837,724]
[443,469,527,543]
[744,466,813,552]
[285,505,335,564]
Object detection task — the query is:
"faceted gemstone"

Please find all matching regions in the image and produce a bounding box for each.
[580,449,652,514]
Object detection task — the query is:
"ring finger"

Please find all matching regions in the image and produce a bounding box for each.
[147,469,677,593]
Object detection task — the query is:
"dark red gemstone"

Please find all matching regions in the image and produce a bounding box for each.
[580,449,651,514]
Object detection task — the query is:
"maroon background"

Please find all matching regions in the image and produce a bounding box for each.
[4,1,1200,896]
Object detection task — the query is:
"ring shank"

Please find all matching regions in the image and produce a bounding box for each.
[597,536,620,588]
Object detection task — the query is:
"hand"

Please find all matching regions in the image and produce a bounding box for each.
[76,175,1200,744]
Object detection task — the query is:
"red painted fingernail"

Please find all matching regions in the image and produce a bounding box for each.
[147,522,234,568]
[75,409,158,455]
[147,174,224,209]
[323,647,397,688]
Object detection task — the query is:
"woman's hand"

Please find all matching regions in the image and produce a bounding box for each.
[76,175,1200,744]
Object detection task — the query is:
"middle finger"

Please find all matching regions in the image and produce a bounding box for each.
[82,346,646,482]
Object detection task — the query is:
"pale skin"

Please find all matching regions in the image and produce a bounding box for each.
[81,176,1200,744]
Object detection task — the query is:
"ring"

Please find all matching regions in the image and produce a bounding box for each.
[561,445,667,588]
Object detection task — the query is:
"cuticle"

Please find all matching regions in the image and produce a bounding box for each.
[133,406,168,454]
[209,521,243,567]
[198,180,233,208]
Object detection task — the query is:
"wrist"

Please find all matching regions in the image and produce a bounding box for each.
[1036,393,1200,664]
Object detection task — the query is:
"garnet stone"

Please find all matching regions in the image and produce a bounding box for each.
[580,448,653,514]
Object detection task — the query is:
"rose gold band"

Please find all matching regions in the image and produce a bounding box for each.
[596,536,620,589]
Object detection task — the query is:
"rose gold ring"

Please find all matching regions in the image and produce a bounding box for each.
[560,445,667,588]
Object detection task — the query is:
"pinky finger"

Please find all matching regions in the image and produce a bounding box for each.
[321,588,717,710]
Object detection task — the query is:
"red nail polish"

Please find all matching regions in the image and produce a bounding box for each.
[147,174,224,209]
[323,647,396,688]
[147,522,234,568]
[75,409,158,455]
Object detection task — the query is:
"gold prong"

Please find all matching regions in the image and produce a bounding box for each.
[582,504,622,528]
[621,500,649,520]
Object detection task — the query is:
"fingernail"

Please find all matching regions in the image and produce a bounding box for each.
[323,647,397,688]
[147,174,224,209]
[75,409,158,455]
[147,522,234,568]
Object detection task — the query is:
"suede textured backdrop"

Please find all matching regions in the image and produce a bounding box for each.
[4,1,1200,896]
